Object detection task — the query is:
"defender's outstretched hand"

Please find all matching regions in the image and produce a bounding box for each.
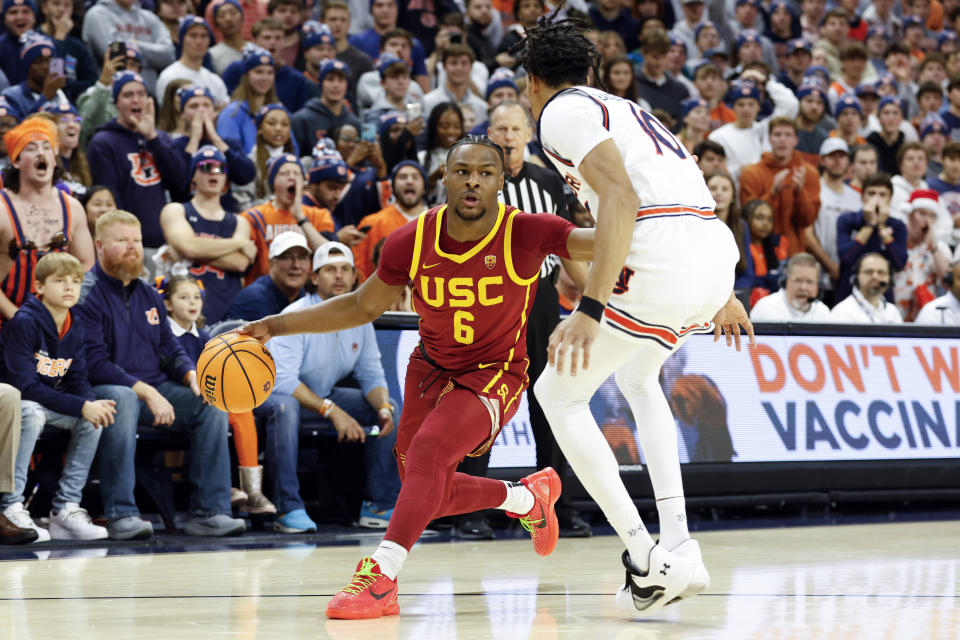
[712,293,756,351]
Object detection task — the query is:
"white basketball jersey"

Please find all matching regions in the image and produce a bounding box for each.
[538,86,716,220]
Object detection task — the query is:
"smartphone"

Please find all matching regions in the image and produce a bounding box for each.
[358,225,372,233]
[49,57,64,77]
[405,102,422,120]
[109,41,127,70]
[361,121,377,143]
[449,32,463,44]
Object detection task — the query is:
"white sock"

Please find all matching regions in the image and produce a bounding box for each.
[371,540,407,580]
[498,480,534,515]
[656,496,690,550]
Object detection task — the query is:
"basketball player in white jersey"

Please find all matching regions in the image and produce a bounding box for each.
[516,18,756,615]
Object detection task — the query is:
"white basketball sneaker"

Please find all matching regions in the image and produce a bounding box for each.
[614,545,696,616]
[49,503,108,540]
[3,502,50,543]
[669,538,710,600]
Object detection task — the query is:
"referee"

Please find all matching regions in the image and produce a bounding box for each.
[452,101,592,540]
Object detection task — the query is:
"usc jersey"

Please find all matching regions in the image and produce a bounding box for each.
[378,202,575,422]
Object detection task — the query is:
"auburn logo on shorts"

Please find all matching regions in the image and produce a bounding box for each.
[145,307,160,325]
[484,255,496,269]
[127,151,162,187]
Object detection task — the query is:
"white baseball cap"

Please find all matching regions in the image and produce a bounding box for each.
[313,241,355,272]
[819,137,849,156]
[268,231,310,259]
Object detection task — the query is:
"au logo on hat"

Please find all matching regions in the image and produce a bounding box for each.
[260,55,270,64]
[204,149,214,157]
[337,166,346,176]
[41,47,50,56]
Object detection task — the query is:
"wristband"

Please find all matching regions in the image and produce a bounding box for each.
[297,217,310,226]
[319,398,335,418]
[379,403,392,413]
[576,295,605,323]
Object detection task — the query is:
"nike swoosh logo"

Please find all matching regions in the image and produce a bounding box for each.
[370,586,395,600]
[532,505,546,529]
[629,583,666,610]
[478,362,499,369]
[421,262,442,270]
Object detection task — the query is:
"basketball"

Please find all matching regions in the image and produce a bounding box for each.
[196,333,276,413]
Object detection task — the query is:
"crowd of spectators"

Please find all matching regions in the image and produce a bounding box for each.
[3,0,960,545]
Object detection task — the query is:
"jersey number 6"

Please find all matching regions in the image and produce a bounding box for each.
[454,310,475,344]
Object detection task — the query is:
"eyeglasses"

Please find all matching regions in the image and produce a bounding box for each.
[59,116,82,124]
[8,232,67,261]
[197,163,225,175]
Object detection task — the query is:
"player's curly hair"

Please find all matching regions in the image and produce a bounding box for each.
[446,134,505,170]
[513,15,601,89]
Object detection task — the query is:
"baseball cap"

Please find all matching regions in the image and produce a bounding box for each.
[268,231,310,259]
[819,137,849,156]
[312,241,354,271]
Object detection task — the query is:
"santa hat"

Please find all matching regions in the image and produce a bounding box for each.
[907,189,942,216]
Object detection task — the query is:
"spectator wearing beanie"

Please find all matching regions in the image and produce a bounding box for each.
[76,41,144,149]
[208,0,250,75]
[217,47,280,154]
[291,59,361,155]
[155,16,229,109]
[1,31,69,117]
[350,160,426,281]
[36,0,98,102]
[86,70,188,254]
[168,85,256,208]
[241,153,334,282]
[81,0,175,93]
[0,0,36,87]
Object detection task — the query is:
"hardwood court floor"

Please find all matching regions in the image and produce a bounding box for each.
[1,520,958,640]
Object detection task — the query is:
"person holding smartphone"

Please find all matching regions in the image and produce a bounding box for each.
[76,41,143,149]
[1,32,69,117]
[37,0,98,102]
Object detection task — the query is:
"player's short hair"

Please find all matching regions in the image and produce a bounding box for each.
[513,16,600,89]
[252,17,284,38]
[95,209,141,240]
[861,172,893,195]
[34,252,84,285]
[943,141,960,160]
[446,134,505,169]
[897,141,929,167]
[767,115,797,135]
[785,252,820,278]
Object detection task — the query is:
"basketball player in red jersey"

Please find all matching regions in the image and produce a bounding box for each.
[241,135,595,620]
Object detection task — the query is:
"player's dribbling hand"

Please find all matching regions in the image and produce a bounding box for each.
[712,293,756,351]
[547,312,598,376]
[330,406,366,443]
[236,321,272,344]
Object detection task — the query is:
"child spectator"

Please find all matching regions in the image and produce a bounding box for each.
[81,185,117,238]
[0,253,116,541]
[746,198,788,292]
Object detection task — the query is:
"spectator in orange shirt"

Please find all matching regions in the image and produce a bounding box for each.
[242,153,334,283]
[691,62,733,132]
[352,161,427,280]
[739,116,821,255]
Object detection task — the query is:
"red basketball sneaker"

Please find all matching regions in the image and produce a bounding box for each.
[507,467,561,556]
[325,557,400,620]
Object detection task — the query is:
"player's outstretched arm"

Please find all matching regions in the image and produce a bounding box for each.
[238,274,405,343]
[565,228,595,262]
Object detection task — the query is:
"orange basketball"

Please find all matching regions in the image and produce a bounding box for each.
[196,333,276,412]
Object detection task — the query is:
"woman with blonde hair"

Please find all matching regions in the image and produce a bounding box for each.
[217,49,280,154]
[234,103,298,208]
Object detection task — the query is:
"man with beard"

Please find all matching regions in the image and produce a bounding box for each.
[350,160,426,280]
[76,209,246,539]
[240,135,597,619]
[0,117,93,324]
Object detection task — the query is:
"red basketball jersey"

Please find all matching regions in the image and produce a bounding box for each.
[378,201,575,373]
